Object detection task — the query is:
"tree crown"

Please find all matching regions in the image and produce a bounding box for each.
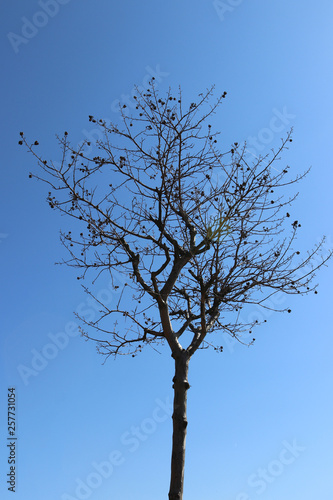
[20,82,332,360]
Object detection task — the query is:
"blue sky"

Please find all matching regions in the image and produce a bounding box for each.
[1,1,333,499]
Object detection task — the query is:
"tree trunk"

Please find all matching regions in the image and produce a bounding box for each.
[168,351,190,500]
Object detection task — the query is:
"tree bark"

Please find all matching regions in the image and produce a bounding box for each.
[168,351,190,500]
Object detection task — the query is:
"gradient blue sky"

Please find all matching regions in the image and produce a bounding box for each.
[1,1,333,499]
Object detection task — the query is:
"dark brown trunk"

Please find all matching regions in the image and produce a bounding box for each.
[168,351,190,500]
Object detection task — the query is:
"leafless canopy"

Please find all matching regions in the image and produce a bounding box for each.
[20,81,331,361]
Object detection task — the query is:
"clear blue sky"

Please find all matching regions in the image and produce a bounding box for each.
[1,1,333,499]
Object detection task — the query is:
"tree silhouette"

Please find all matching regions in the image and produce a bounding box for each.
[19,81,331,500]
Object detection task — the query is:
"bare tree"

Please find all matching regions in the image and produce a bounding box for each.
[19,81,331,500]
